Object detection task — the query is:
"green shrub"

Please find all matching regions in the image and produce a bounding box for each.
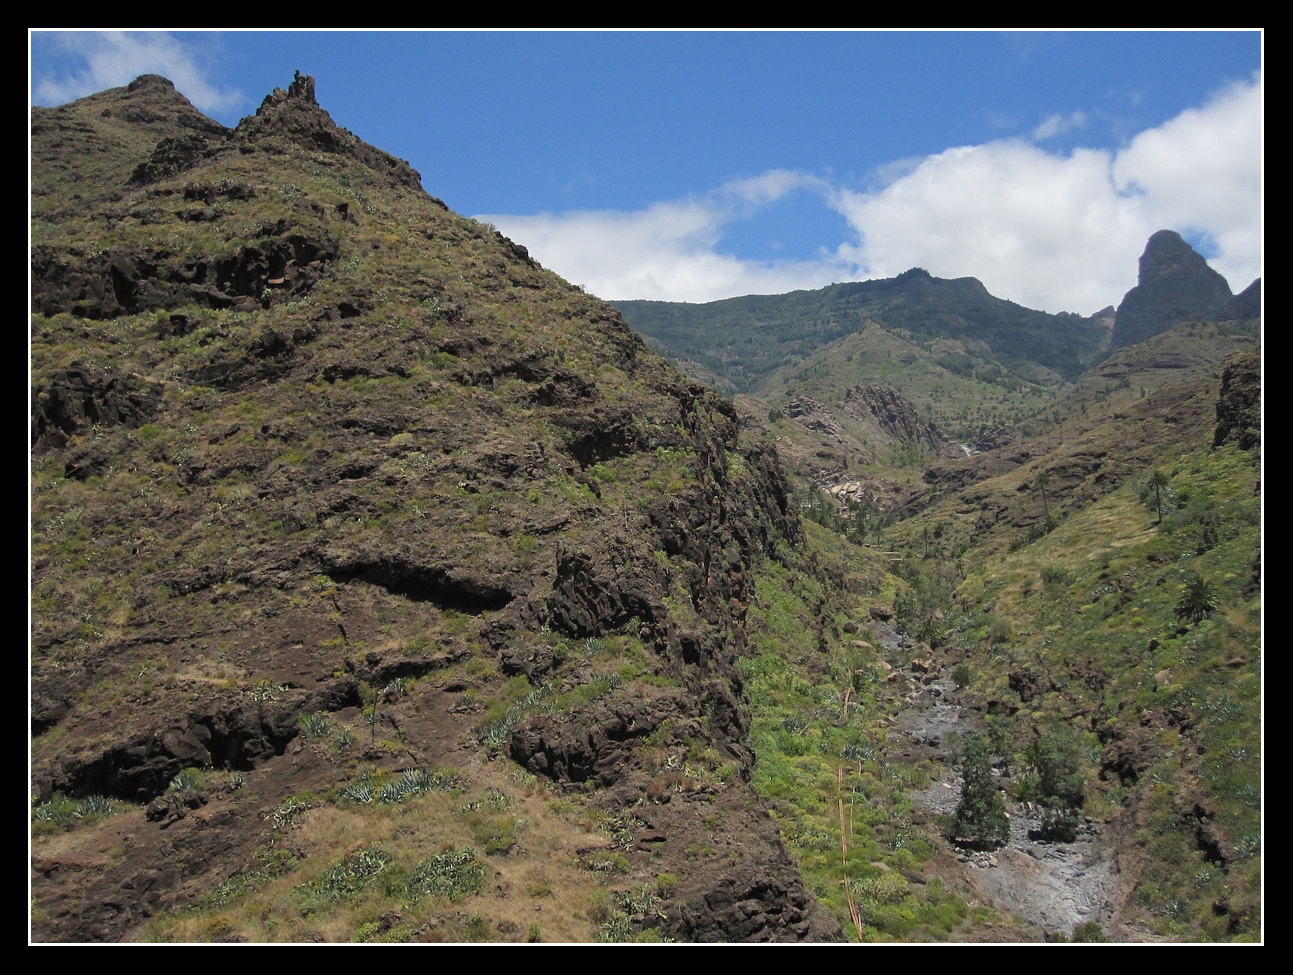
[581,850,629,874]
[1072,920,1109,942]
[407,848,487,903]
[1175,573,1218,624]
[1040,566,1071,587]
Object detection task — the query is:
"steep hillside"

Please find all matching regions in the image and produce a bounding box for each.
[617,213,1260,941]
[31,74,838,943]
[717,312,1261,942]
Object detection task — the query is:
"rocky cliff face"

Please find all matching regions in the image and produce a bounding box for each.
[1214,347,1261,451]
[31,75,838,942]
[842,384,948,456]
[1111,230,1255,350]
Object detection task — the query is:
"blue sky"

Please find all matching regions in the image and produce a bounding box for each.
[30,31,1262,314]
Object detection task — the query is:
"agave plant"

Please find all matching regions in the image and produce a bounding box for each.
[383,676,412,697]
[399,767,453,796]
[461,789,511,813]
[74,794,114,818]
[272,797,309,829]
[166,769,204,794]
[341,783,376,805]
[841,741,874,763]
[480,722,511,755]
[32,795,79,825]
[300,711,332,739]
[782,715,809,735]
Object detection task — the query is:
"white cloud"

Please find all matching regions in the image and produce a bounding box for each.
[32,32,245,116]
[833,141,1143,312]
[484,73,1262,313]
[480,175,859,303]
[1112,74,1262,291]
[1033,110,1087,140]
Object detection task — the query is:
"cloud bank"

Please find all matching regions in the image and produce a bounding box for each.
[483,74,1261,313]
[32,32,245,116]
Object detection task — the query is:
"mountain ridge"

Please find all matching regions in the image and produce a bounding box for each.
[614,265,1111,398]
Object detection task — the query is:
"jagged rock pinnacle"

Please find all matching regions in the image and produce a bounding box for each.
[1110,230,1233,350]
[257,70,318,113]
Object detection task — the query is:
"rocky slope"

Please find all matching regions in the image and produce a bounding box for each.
[31,74,839,942]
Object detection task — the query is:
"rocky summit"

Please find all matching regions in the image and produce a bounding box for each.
[1110,230,1257,350]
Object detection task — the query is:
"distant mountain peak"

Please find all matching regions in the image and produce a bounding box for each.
[1110,230,1252,350]
[1139,229,1219,286]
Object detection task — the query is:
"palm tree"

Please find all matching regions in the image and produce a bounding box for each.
[1175,573,1218,624]
[1034,469,1052,520]
[1147,469,1170,525]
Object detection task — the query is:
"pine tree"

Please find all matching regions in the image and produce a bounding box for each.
[953,732,1009,849]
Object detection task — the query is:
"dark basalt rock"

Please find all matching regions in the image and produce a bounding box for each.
[1111,230,1235,350]
[1214,348,1261,450]
[844,383,948,454]
[42,706,297,804]
[130,130,226,185]
[232,70,427,194]
[32,234,338,320]
[509,687,698,786]
[32,365,163,450]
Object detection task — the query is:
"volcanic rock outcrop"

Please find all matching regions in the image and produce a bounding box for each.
[1111,230,1257,350]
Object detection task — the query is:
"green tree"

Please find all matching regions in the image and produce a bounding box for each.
[915,615,943,648]
[1035,728,1084,809]
[1027,726,1085,841]
[894,588,918,635]
[953,732,1009,849]
[1175,572,1218,624]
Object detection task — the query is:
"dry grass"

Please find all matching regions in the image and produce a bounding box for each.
[132,756,626,942]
